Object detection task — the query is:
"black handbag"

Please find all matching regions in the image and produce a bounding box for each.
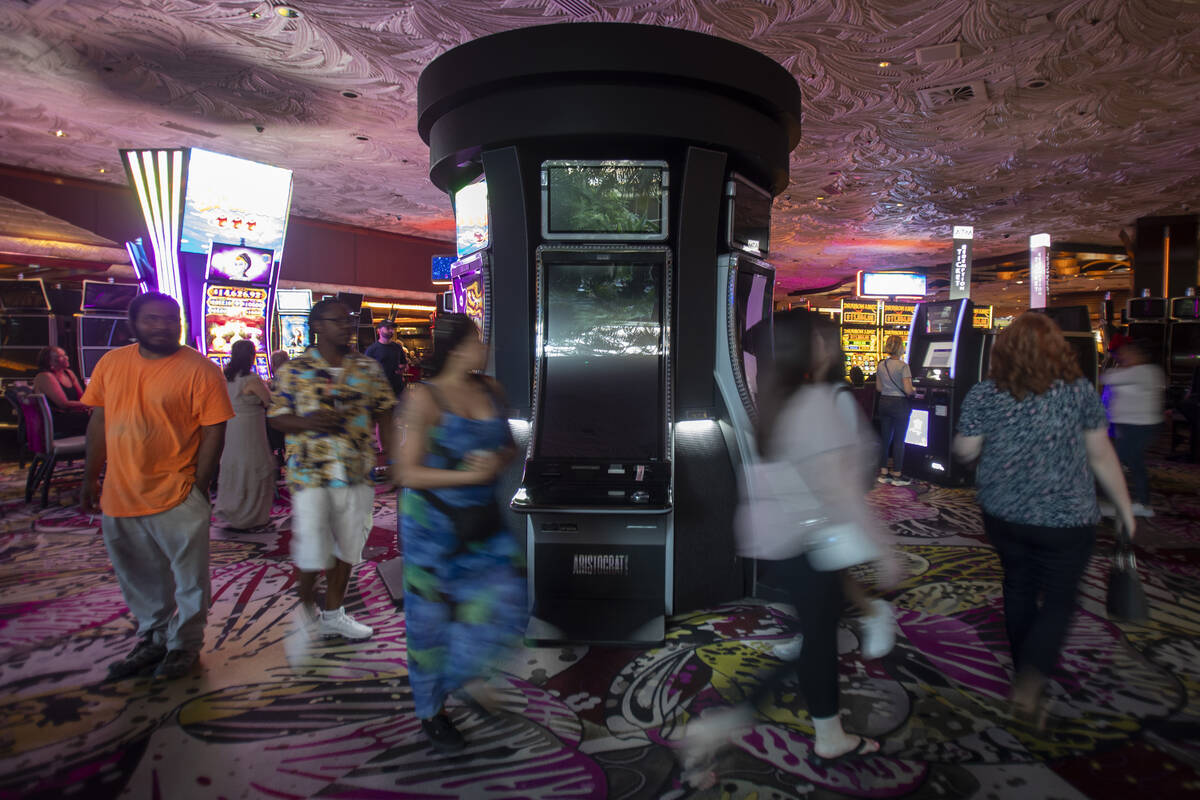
[417,489,503,550]
[1106,526,1149,623]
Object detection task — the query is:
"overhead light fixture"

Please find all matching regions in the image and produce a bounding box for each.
[52,129,66,137]
[275,6,301,18]
[98,168,106,173]
[878,61,891,67]
[341,90,360,99]
[354,133,370,141]
[249,10,262,19]
[816,195,825,200]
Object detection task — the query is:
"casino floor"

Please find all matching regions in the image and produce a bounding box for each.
[2,444,1199,800]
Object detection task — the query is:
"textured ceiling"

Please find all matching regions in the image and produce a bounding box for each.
[1,0,1199,299]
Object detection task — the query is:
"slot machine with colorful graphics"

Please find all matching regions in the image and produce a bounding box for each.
[840,299,881,375]
[201,242,275,378]
[882,301,917,363]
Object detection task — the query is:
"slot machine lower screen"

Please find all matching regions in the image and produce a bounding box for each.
[204,285,269,375]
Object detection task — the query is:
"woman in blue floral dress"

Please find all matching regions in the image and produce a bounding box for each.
[394,314,525,753]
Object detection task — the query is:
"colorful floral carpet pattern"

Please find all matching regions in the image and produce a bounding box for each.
[2,453,1200,799]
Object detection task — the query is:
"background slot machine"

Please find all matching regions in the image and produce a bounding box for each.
[1126,295,1168,368]
[882,301,917,362]
[76,280,138,380]
[275,288,312,359]
[0,278,56,381]
[840,298,881,376]
[1169,294,1200,387]
[201,242,275,378]
[972,304,993,331]
[450,177,493,350]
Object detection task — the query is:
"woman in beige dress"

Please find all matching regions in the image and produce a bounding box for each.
[215,339,275,530]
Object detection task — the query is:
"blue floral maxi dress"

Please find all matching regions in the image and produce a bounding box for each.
[400,408,526,720]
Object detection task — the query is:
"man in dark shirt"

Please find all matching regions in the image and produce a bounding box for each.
[364,321,407,397]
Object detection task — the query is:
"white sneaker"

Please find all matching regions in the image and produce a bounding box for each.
[1131,503,1155,518]
[285,605,317,665]
[319,607,373,640]
[771,636,803,661]
[860,599,896,661]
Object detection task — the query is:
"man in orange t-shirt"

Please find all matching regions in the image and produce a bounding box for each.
[80,292,234,681]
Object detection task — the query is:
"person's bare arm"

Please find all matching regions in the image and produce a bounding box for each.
[242,374,272,406]
[953,433,983,463]
[393,385,493,489]
[902,376,915,396]
[79,408,106,514]
[193,422,226,496]
[35,373,88,412]
[1086,427,1136,538]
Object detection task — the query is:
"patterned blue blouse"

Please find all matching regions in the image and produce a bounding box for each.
[958,378,1107,527]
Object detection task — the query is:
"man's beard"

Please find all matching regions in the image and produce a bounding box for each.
[137,336,181,356]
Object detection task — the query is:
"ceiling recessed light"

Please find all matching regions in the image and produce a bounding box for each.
[249,10,261,19]
[878,61,891,68]
[1024,78,1049,89]
[341,90,360,99]
[275,6,301,18]
[354,134,370,141]
[816,196,825,200]
[98,168,106,173]
[52,129,66,137]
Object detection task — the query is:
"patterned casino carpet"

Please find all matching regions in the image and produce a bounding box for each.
[2,449,1200,799]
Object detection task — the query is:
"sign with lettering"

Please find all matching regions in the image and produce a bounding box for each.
[951,225,974,300]
[1030,233,1050,309]
[841,299,881,326]
[972,305,993,330]
[882,303,916,327]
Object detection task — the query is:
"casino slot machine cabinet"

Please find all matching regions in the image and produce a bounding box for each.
[881,301,917,369]
[274,288,312,359]
[76,280,138,380]
[840,299,882,377]
[201,242,275,378]
[901,299,985,485]
[450,177,494,365]
[0,278,57,382]
[1126,295,1168,367]
[1169,294,1200,386]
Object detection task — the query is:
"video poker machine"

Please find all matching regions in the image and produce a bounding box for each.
[275,288,312,360]
[76,280,139,380]
[901,298,985,485]
[1169,293,1200,386]
[0,278,57,382]
[201,242,276,378]
[1126,296,1168,368]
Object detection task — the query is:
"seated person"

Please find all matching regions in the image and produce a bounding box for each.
[32,346,90,438]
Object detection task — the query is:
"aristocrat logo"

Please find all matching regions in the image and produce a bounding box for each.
[572,553,631,577]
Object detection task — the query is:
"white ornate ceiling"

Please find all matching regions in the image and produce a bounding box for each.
[1,0,1198,299]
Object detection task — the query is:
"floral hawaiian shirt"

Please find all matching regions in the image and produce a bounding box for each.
[268,347,396,492]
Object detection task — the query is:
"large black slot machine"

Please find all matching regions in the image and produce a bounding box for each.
[0,278,57,429]
[201,242,275,378]
[274,288,312,359]
[1168,293,1200,387]
[1031,305,1099,387]
[76,280,139,380]
[1126,295,1169,369]
[901,299,985,485]
[714,173,775,599]
[514,160,673,645]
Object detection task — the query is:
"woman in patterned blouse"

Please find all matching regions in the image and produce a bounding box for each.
[953,312,1134,727]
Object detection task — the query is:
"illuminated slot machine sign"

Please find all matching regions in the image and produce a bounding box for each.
[841,299,881,374]
[275,288,312,360]
[972,305,993,330]
[202,242,274,378]
[882,302,916,354]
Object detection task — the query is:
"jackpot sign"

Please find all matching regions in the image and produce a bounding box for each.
[841,300,880,325]
[204,285,267,356]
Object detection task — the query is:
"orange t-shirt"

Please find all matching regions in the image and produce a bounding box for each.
[81,344,234,517]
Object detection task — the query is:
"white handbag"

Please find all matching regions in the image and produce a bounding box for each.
[735,460,880,570]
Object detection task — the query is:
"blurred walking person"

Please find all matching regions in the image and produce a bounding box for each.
[681,310,897,786]
[954,312,1135,727]
[394,313,525,754]
[214,339,275,531]
[1101,339,1166,517]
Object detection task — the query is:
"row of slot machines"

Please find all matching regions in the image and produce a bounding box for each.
[839,299,993,376]
[1124,295,1200,386]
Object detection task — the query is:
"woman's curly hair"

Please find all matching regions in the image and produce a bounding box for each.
[989,312,1082,400]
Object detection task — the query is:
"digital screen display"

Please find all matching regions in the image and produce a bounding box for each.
[923,342,955,369]
[81,281,139,312]
[859,272,927,298]
[432,255,456,283]
[455,272,485,335]
[79,316,133,348]
[455,179,489,258]
[925,302,958,334]
[203,284,267,358]
[735,269,771,406]
[181,148,293,256]
[729,175,770,255]
[274,288,311,313]
[0,279,49,311]
[0,314,53,348]
[904,408,929,447]
[278,314,309,358]
[207,242,275,284]
[537,252,664,460]
[1127,298,1166,320]
[1172,297,1200,320]
[544,161,667,239]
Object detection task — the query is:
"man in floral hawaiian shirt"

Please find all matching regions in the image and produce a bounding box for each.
[269,298,395,654]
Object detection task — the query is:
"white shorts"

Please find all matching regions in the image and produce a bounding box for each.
[290,485,375,571]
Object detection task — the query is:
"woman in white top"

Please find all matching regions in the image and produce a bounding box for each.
[1101,340,1166,516]
[875,335,915,485]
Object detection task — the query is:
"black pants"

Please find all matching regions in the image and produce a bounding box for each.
[751,554,844,719]
[877,395,910,471]
[983,513,1094,679]
[1112,423,1158,504]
